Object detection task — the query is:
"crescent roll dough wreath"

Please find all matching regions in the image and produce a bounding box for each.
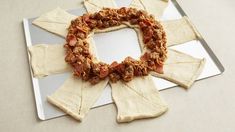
[65,7,167,84]
[28,0,206,123]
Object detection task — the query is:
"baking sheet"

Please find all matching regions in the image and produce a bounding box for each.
[23,0,224,120]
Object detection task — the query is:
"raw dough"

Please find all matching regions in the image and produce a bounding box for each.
[162,16,200,46]
[30,3,205,123]
[111,75,168,123]
[133,27,145,51]
[30,17,203,88]
[28,44,70,78]
[32,7,77,37]
[48,76,109,121]
[84,0,117,13]
[133,17,199,48]
[32,8,198,48]
[94,24,128,33]
[47,37,109,121]
[87,36,100,62]
[28,38,96,77]
[151,49,205,88]
[129,0,169,18]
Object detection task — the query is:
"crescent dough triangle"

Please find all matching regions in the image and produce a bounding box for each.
[129,0,169,18]
[84,0,117,13]
[28,44,70,77]
[133,17,199,49]
[162,17,200,47]
[48,76,109,121]
[32,7,77,37]
[28,37,96,77]
[111,75,168,123]
[47,36,109,121]
[151,49,205,88]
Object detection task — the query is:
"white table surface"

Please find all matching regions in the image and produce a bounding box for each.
[0,0,235,131]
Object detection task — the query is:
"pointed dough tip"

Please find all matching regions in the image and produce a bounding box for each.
[116,104,168,123]
[182,58,206,89]
[47,96,83,121]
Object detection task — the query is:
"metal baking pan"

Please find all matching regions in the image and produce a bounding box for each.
[23,0,224,120]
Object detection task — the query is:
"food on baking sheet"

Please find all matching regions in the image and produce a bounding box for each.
[65,8,167,84]
[27,0,206,123]
[129,0,168,18]
[28,44,70,77]
[151,49,205,88]
[32,7,76,37]
[111,75,168,123]
[84,0,118,13]
[162,17,199,46]
[48,76,108,121]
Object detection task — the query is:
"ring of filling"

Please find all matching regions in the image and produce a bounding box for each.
[64,7,167,84]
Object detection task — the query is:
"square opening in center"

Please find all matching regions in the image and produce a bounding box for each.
[93,28,141,64]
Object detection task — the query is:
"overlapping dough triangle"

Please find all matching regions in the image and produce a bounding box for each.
[84,0,117,13]
[32,7,76,37]
[130,0,169,18]
[48,76,109,121]
[111,75,168,122]
[151,49,205,88]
